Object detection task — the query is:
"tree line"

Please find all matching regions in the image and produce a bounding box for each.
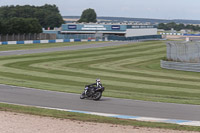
[78,8,97,23]
[158,22,200,31]
[0,4,64,34]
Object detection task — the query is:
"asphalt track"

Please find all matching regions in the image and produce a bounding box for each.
[0,41,131,56]
[0,41,200,122]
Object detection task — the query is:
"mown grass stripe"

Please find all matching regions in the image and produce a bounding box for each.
[0,41,200,104]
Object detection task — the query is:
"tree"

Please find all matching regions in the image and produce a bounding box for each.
[35,4,64,28]
[0,18,42,34]
[26,18,42,33]
[158,23,167,30]
[44,13,64,29]
[0,20,4,34]
[78,8,97,23]
[34,9,47,27]
[175,23,185,31]
[158,22,200,31]
[0,4,64,30]
[166,22,176,30]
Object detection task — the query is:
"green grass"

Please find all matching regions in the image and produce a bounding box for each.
[0,103,199,131]
[0,41,101,51]
[0,41,200,104]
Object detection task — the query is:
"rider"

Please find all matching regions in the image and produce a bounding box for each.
[86,78,103,90]
[81,79,104,99]
[95,78,102,89]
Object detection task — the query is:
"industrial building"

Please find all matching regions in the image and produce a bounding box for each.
[61,23,157,36]
[44,23,161,40]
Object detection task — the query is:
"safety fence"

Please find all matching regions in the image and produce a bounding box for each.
[166,41,200,63]
[0,33,56,42]
[107,35,162,41]
[0,38,105,45]
[161,60,200,72]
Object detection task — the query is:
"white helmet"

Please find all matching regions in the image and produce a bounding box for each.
[96,78,101,83]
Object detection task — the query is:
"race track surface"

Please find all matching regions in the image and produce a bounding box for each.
[0,41,130,56]
[0,84,200,121]
[0,42,200,122]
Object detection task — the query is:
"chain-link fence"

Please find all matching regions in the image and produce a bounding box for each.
[0,33,56,42]
[166,41,200,63]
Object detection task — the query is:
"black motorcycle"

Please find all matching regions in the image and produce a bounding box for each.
[80,85,105,100]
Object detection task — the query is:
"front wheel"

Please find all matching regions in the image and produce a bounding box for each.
[80,92,86,99]
[92,91,102,101]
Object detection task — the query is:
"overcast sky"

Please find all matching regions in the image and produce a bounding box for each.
[1,0,200,20]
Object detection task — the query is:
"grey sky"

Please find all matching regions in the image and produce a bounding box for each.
[1,0,200,20]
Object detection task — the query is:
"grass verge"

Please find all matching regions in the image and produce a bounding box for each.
[0,41,200,104]
[0,102,199,132]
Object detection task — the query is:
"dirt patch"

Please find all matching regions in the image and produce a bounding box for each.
[0,111,198,133]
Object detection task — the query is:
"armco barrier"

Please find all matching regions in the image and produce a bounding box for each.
[161,60,200,72]
[2,42,8,45]
[64,39,70,42]
[0,39,105,45]
[74,39,81,42]
[49,40,56,43]
[17,41,24,44]
[33,40,40,44]
[40,40,49,43]
[24,40,33,44]
[55,39,63,43]
[8,41,17,45]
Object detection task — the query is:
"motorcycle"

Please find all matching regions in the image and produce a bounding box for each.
[80,85,105,101]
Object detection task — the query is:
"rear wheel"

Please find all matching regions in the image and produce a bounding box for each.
[92,91,102,101]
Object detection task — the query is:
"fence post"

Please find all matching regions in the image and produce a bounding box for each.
[28,33,30,40]
[175,43,178,62]
[197,43,200,62]
[186,43,189,62]
[184,43,187,62]
[12,34,14,41]
[5,34,8,41]
[34,33,36,40]
[166,42,171,60]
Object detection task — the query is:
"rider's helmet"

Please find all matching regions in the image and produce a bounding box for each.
[96,78,101,84]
